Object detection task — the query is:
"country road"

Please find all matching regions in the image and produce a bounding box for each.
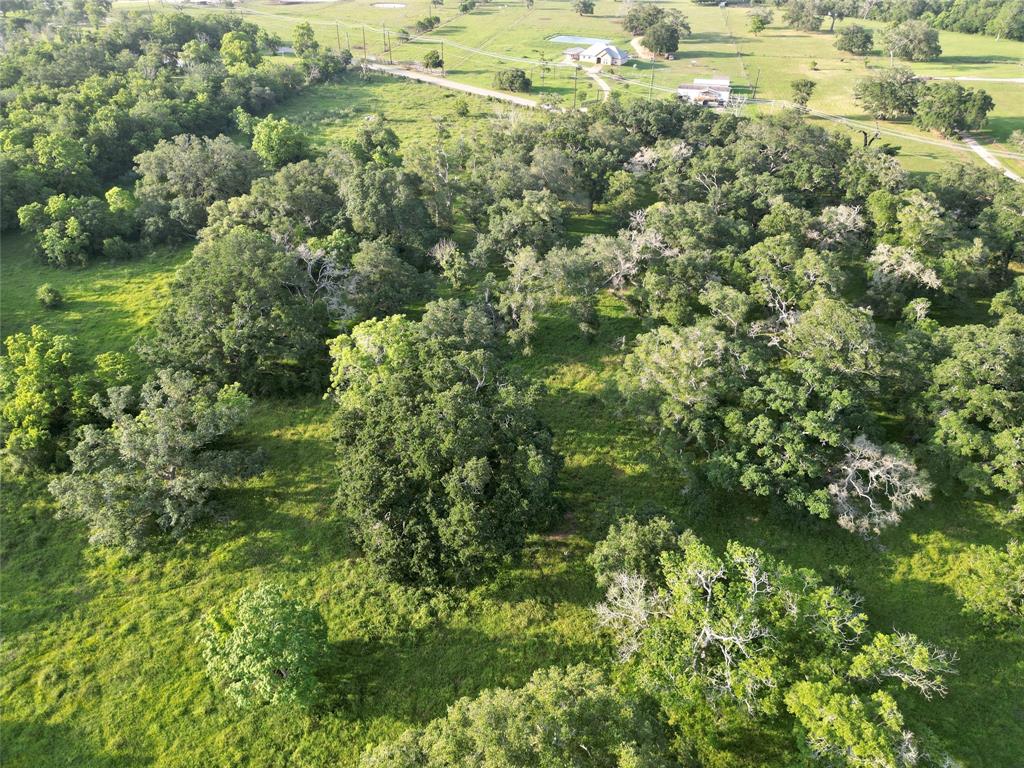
[585,67,611,101]
[959,132,1024,182]
[364,62,539,107]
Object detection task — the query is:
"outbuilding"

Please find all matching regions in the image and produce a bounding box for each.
[677,78,731,106]
[578,42,630,66]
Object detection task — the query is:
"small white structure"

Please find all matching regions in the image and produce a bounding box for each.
[579,42,630,66]
[677,78,731,106]
[563,46,586,62]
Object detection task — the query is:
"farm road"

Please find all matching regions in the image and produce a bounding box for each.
[364,62,539,106]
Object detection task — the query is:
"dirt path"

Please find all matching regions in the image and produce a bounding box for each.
[365,62,539,107]
[585,67,611,101]
[959,132,1024,183]
[629,36,655,61]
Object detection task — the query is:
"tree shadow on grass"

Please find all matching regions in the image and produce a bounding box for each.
[332,624,603,726]
[1,719,151,768]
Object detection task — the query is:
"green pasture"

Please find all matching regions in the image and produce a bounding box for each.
[3,54,1024,768]
[133,0,1024,175]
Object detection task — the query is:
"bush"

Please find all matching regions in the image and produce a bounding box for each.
[202,584,328,709]
[36,283,64,309]
[588,515,678,588]
[102,236,133,261]
[492,68,532,92]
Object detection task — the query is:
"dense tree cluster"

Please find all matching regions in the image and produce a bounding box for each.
[3,10,1021,759]
[596,531,959,767]
[0,13,306,232]
[777,0,1024,41]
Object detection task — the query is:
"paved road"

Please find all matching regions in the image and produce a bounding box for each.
[959,132,1024,183]
[364,62,539,107]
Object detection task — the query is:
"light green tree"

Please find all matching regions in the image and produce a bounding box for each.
[202,584,327,709]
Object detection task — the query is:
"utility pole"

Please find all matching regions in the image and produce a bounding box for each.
[648,66,655,100]
[441,40,445,77]
[346,30,351,53]
[362,25,368,68]
[335,21,342,53]
[572,66,579,109]
[751,67,761,101]
[382,26,388,61]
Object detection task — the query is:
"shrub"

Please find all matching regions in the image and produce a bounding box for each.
[588,515,677,587]
[36,283,64,309]
[202,584,328,709]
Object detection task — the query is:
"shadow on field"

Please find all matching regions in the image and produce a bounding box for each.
[334,624,603,724]
[0,719,150,768]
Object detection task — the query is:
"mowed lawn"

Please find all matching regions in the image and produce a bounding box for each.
[3,75,1024,766]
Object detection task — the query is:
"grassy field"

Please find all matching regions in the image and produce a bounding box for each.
[128,0,1024,176]
[3,59,1024,768]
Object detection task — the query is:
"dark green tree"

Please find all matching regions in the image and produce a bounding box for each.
[328,315,561,586]
[141,227,332,394]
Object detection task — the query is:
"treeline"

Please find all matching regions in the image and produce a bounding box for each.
[775,0,1024,41]
[0,10,349,232]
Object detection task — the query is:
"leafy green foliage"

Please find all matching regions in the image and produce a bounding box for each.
[141,226,332,394]
[835,24,874,54]
[422,49,443,69]
[588,514,677,587]
[17,193,116,267]
[624,534,955,766]
[956,540,1024,628]
[48,368,254,550]
[328,314,561,586]
[361,664,674,767]
[928,282,1023,513]
[880,20,942,61]
[642,22,680,56]
[35,283,63,309]
[251,115,310,168]
[472,190,564,266]
[0,326,126,472]
[854,67,920,120]
[492,68,532,92]
[202,584,327,709]
[134,134,264,239]
[913,81,994,136]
